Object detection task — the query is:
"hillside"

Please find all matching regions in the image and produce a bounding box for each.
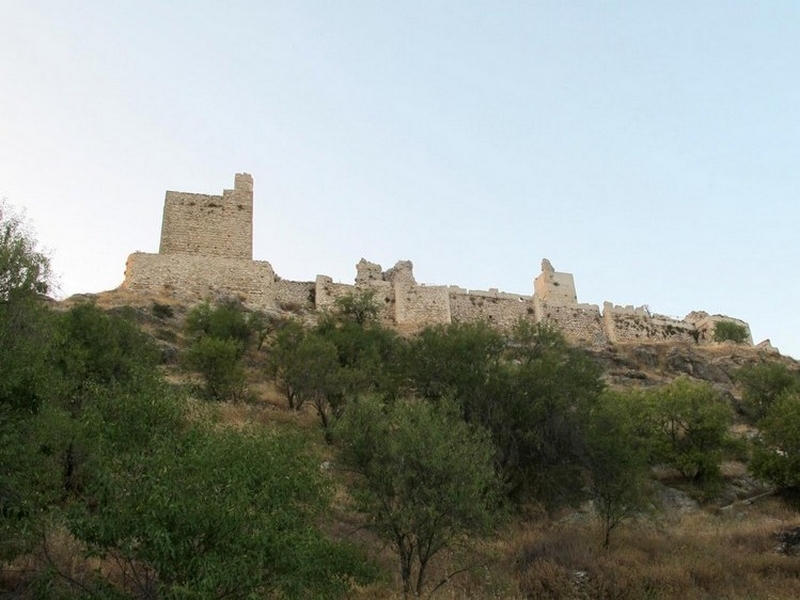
[27,288,797,599]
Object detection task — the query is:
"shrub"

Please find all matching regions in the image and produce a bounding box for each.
[713,321,748,344]
[337,398,499,597]
[70,426,373,598]
[151,302,174,319]
[183,336,246,401]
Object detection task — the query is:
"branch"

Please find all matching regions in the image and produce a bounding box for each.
[426,562,484,599]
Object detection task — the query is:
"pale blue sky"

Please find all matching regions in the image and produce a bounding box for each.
[2,1,798,356]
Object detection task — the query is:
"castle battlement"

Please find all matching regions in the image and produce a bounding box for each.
[122,174,755,347]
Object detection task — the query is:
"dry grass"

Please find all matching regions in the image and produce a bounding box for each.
[506,500,800,600]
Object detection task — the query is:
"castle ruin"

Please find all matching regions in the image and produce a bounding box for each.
[122,174,756,347]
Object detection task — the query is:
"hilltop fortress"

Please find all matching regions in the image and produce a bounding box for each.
[122,173,760,348]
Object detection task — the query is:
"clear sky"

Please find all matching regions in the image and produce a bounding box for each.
[2,1,798,357]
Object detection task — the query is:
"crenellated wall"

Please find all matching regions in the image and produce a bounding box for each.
[122,174,756,348]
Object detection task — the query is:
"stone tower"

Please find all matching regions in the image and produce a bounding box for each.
[159,172,253,259]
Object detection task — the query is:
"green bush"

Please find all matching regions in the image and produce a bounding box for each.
[185,299,252,352]
[71,426,373,599]
[183,336,246,401]
[713,320,749,343]
[735,363,800,423]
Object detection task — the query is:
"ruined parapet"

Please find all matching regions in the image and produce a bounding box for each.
[314,275,352,312]
[756,339,780,354]
[355,259,384,285]
[384,260,417,286]
[533,259,578,305]
[159,173,253,259]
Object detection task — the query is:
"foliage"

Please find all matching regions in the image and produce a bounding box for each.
[336,397,499,597]
[751,392,800,490]
[713,320,749,344]
[500,321,605,506]
[402,320,504,407]
[0,202,53,413]
[183,335,247,402]
[266,319,309,409]
[585,392,652,547]
[282,333,342,439]
[0,201,51,303]
[51,303,161,404]
[318,317,404,401]
[185,298,252,353]
[735,362,800,423]
[332,288,380,325]
[69,422,370,599]
[183,300,256,401]
[1,300,178,562]
[403,320,604,508]
[638,378,733,484]
[268,309,403,439]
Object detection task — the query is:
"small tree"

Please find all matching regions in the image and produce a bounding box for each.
[0,200,51,303]
[333,289,380,326]
[585,392,652,548]
[288,334,342,441]
[713,320,749,344]
[185,299,253,353]
[266,320,310,410]
[647,378,733,484]
[183,336,246,401]
[184,300,255,401]
[337,398,499,598]
[735,363,800,423]
[751,392,800,489]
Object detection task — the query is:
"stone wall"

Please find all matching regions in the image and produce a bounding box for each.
[689,313,753,345]
[159,173,253,259]
[449,288,534,330]
[536,301,606,345]
[603,303,696,344]
[274,280,315,311]
[394,284,451,332]
[122,252,275,309]
[121,174,757,350]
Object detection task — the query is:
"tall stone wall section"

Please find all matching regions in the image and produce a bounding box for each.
[449,288,533,330]
[159,173,253,259]
[534,300,606,345]
[123,252,276,309]
[394,285,451,332]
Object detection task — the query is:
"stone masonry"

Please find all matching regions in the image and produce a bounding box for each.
[121,174,756,347]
